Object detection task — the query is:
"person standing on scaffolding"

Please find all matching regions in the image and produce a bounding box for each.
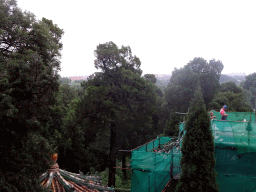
[220,105,228,120]
[210,111,216,120]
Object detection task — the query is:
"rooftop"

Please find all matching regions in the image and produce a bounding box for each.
[40,154,114,192]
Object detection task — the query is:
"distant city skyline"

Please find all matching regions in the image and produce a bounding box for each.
[228,72,246,77]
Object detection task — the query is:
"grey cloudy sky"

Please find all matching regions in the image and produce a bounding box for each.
[17,0,256,77]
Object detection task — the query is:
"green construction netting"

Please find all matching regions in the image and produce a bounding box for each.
[130,137,182,192]
[217,174,256,192]
[215,148,256,192]
[211,120,256,154]
[131,112,256,192]
[178,116,256,192]
[134,137,173,152]
[179,112,256,154]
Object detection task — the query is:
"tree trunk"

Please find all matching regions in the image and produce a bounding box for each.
[108,121,117,187]
[122,153,127,180]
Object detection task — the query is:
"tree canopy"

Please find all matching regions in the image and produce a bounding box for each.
[0,0,63,190]
[94,41,142,75]
[209,81,253,112]
[242,73,256,109]
[165,57,224,112]
[144,74,157,84]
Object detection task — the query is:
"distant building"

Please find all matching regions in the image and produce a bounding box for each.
[68,76,89,82]
[154,74,172,78]
[228,73,246,77]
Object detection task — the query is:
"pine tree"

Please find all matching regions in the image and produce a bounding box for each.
[0,0,63,191]
[175,86,219,192]
[79,42,156,187]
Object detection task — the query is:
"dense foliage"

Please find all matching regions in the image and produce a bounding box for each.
[209,81,253,112]
[165,57,224,112]
[0,0,63,191]
[242,72,256,109]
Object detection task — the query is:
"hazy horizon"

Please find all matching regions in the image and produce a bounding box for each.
[17,0,256,77]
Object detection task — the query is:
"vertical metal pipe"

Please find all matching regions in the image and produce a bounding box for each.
[148,175,150,192]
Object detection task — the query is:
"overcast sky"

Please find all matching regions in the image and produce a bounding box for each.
[17,0,256,77]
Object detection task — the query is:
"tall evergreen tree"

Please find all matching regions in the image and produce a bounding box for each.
[0,0,63,191]
[175,86,219,192]
[78,42,156,187]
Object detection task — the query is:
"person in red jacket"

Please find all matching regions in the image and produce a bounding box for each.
[220,105,228,120]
